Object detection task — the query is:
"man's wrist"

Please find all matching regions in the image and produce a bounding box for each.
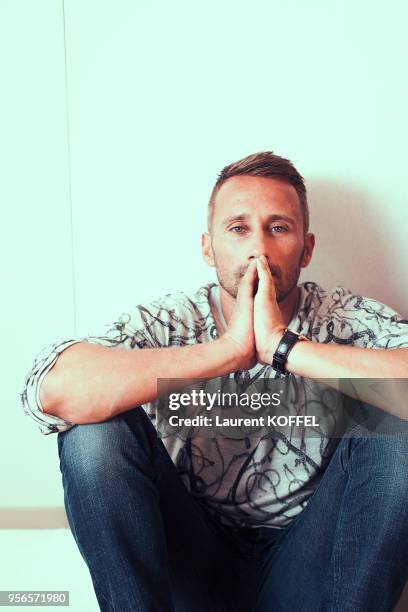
[264,329,311,372]
[260,328,286,365]
[217,335,256,372]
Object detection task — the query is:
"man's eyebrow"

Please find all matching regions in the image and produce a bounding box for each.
[221,213,296,226]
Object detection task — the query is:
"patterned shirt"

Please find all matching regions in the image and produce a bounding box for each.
[20,282,408,529]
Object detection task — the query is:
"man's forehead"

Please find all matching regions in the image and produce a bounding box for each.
[213,175,301,220]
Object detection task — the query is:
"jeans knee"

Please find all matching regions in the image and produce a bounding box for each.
[348,433,408,507]
[57,407,157,485]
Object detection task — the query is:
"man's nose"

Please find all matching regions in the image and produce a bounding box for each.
[247,230,270,262]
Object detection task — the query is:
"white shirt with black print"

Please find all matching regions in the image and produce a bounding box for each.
[20,282,408,529]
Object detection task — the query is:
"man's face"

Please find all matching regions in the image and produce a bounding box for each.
[202,176,315,302]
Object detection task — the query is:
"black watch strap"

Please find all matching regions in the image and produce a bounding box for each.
[272,329,305,376]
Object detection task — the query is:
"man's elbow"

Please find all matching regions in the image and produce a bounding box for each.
[39,375,61,417]
[39,377,107,425]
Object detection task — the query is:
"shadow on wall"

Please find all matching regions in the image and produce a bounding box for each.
[301,180,406,316]
[303,181,408,610]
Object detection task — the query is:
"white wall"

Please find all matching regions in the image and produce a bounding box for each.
[2,0,407,506]
[1,1,74,506]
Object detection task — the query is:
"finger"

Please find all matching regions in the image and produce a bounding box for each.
[255,255,274,293]
[237,259,257,302]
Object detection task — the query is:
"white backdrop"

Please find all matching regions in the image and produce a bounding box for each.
[2,0,407,506]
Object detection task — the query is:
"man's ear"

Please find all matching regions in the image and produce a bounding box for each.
[300,232,315,268]
[201,232,215,267]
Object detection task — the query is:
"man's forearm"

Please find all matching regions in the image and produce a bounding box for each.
[41,339,240,425]
[272,340,408,419]
[284,342,408,379]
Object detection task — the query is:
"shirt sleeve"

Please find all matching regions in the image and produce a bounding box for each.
[362,301,408,349]
[20,302,169,436]
[315,286,408,350]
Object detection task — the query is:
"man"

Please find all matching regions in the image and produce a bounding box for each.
[21,152,408,612]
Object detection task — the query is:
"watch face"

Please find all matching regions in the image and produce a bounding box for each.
[272,328,307,375]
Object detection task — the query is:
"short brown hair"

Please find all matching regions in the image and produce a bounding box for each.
[207,151,309,234]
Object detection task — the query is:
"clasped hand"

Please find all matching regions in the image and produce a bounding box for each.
[222,255,286,370]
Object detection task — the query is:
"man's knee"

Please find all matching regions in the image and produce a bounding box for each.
[57,408,157,484]
[57,419,121,483]
[348,433,408,508]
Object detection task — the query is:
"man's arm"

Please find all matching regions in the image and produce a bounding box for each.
[40,261,259,426]
[40,338,244,425]
[254,256,408,419]
[270,342,408,380]
[265,341,408,420]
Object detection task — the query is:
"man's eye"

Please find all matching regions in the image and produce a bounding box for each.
[229,225,288,234]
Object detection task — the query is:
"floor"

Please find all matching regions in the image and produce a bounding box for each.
[1,529,407,611]
[0,530,99,612]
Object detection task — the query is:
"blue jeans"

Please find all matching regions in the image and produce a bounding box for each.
[57,405,408,612]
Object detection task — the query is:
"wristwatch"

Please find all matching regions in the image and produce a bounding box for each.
[271,328,308,377]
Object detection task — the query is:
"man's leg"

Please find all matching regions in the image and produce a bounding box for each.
[254,424,408,612]
[57,407,256,612]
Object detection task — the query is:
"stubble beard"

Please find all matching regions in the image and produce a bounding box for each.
[214,256,303,303]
